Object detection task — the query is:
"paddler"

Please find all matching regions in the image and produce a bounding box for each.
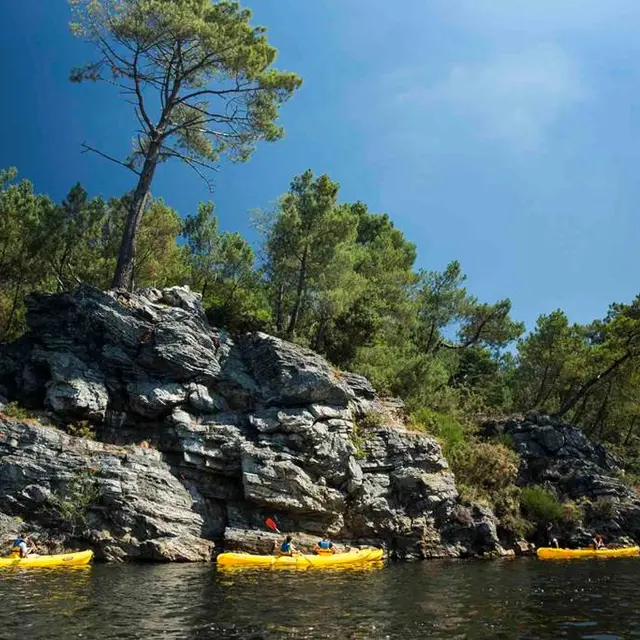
[278,535,296,556]
[313,535,336,554]
[593,533,605,550]
[11,533,37,558]
[546,523,559,548]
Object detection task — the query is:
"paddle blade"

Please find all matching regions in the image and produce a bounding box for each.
[265,517,280,533]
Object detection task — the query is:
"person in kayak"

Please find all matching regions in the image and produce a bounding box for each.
[278,535,296,556]
[546,523,559,548]
[313,535,336,554]
[11,533,37,558]
[593,533,605,550]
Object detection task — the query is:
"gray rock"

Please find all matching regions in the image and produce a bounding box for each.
[0,417,213,561]
[127,381,187,418]
[536,426,565,453]
[42,353,109,420]
[241,444,344,517]
[0,285,504,561]
[487,414,640,546]
[188,384,228,414]
[240,333,354,407]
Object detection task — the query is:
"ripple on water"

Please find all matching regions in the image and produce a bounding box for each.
[0,557,639,638]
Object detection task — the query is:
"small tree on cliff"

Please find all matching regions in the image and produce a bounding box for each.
[69,0,302,290]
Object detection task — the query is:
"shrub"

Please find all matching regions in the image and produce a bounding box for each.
[587,496,618,520]
[409,409,466,456]
[449,442,520,492]
[561,500,583,525]
[357,411,385,430]
[493,433,516,451]
[501,511,535,539]
[520,486,563,524]
[456,482,489,507]
[65,421,96,440]
[47,469,101,536]
[1,402,30,421]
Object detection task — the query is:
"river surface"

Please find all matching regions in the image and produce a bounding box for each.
[1,557,640,639]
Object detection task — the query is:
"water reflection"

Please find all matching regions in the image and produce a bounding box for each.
[0,557,639,638]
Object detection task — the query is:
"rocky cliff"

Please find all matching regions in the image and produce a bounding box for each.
[483,413,640,548]
[0,285,503,561]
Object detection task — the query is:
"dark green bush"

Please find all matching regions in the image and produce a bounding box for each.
[520,485,563,523]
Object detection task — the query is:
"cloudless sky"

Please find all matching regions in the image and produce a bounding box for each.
[1,0,640,332]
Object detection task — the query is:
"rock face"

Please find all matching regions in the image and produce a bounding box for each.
[0,285,503,561]
[0,416,214,561]
[483,413,640,547]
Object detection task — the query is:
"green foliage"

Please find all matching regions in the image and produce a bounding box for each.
[415,261,525,355]
[561,500,584,526]
[47,469,101,535]
[356,411,385,430]
[449,441,520,493]
[65,421,97,440]
[351,422,376,460]
[182,202,269,332]
[0,170,57,339]
[1,402,31,421]
[262,170,360,341]
[69,0,301,289]
[585,497,618,520]
[520,486,563,524]
[410,409,466,453]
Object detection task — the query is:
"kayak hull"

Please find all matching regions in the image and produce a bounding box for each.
[217,548,383,568]
[0,550,94,568]
[537,546,639,560]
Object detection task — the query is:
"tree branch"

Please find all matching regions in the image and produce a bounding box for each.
[132,45,155,134]
[175,84,255,107]
[81,143,141,175]
[159,146,217,190]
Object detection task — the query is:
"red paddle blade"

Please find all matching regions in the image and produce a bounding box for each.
[265,517,279,532]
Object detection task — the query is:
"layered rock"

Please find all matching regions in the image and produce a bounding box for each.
[483,413,640,547]
[0,285,504,560]
[0,416,214,561]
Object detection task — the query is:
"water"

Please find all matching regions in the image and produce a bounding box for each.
[1,557,639,639]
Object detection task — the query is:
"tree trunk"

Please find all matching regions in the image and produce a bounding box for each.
[111,142,161,291]
[588,382,612,436]
[572,390,591,425]
[314,314,328,353]
[531,364,551,409]
[624,416,638,446]
[3,278,24,340]
[275,282,285,333]
[552,351,632,418]
[286,245,308,337]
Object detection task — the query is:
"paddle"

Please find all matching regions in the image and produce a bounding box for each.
[264,517,313,567]
[264,517,280,534]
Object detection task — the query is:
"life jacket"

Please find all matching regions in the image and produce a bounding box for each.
[11,538,25,556]
[318,540,332,550]
[280,541,291,553]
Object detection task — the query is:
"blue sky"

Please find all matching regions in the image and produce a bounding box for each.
[1,1,639,331]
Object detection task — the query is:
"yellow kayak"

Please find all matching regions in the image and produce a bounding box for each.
[217,548,383,568]
[537,546,639,560]
[0,550,94,568]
